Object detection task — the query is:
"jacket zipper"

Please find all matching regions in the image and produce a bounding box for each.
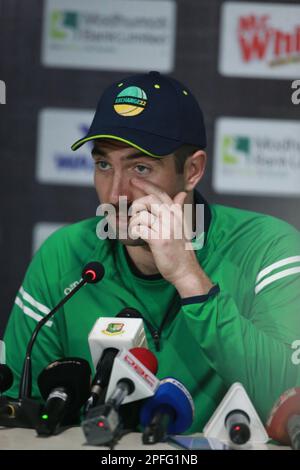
[142,292,181,352]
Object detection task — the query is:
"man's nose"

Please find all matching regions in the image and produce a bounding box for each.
[109,173,132,207]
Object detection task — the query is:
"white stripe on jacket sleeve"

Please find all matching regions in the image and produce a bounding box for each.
[255,267,300,295]
[19,286,51,315]
[15,296,53,327]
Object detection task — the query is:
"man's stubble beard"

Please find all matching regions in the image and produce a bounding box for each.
[107,219,149,248]
[118,236,149,248]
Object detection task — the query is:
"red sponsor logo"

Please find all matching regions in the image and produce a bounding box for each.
[238,14,300,66]
[124,354,156,388]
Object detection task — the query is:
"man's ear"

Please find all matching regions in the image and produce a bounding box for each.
[183,150,207,191]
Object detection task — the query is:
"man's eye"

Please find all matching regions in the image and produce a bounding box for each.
[135,165,151,175]
[96,161,110,171]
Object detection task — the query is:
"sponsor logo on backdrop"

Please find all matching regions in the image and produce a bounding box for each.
[219,2,300,79]
[42,0,176,72]
[50,10,78,40]
[32,222,65,254]
[36,108,94,186]
[213,117,300,196]
[0,80,6,104]
[291,79,300,104]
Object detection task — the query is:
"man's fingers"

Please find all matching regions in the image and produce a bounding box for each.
[129,223,159,241]
[131,178,172,204]
[130,193,187,218]
[129,210,157,229]
[130,195,162,217]
[173,191,188,207]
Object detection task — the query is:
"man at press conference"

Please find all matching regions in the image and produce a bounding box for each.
[3,71,300,433]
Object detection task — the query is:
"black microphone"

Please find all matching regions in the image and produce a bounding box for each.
[36,358,91,436]
[266,387,300,449]
[84,347,118,414]
[0,261,104,429]
[0,364,13,394]
[116,308,142,319]
[20,262,104,399]
[225,409,251,445]
[287,415,300,450]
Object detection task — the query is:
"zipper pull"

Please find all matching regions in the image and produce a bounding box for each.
[153,331,160,352]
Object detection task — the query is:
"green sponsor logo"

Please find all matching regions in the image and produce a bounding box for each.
[114,86,148,116]
[50,10,78,40]
[222,135,251,165]
[116,86,147,101]
[115,97,146,106]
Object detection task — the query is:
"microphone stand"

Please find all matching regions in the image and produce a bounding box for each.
[0,280,87,429]
[0,262,104,428]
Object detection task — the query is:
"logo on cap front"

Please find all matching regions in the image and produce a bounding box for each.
[114,86,147,117]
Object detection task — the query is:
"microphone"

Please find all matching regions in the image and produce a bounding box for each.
[224,410,251,445]
[140,377,194,444]
[84,309,146,413]
[88,315,147,371]
[36,358,91,436]
[0,261,104,429]
[105,347,158,405]
[20,262,104,399]
[84,348,118,414]
[266,387,300,449]
[0,364,13,394]
[203,382,268,446]
[287,415,300,451]
[82,347,159,446]
[116,307,142,319]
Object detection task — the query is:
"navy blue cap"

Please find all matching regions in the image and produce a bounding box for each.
[71,71,206,157]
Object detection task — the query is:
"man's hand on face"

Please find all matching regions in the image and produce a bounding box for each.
[128,178,200,286]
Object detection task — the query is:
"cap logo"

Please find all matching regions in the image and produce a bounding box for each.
[114,86,147,117]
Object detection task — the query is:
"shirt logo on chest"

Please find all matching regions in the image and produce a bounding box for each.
[64,280,80,296]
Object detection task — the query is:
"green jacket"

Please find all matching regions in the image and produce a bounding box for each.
[4,193,300,432]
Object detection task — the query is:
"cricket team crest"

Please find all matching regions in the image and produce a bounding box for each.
[101,322,125,336]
